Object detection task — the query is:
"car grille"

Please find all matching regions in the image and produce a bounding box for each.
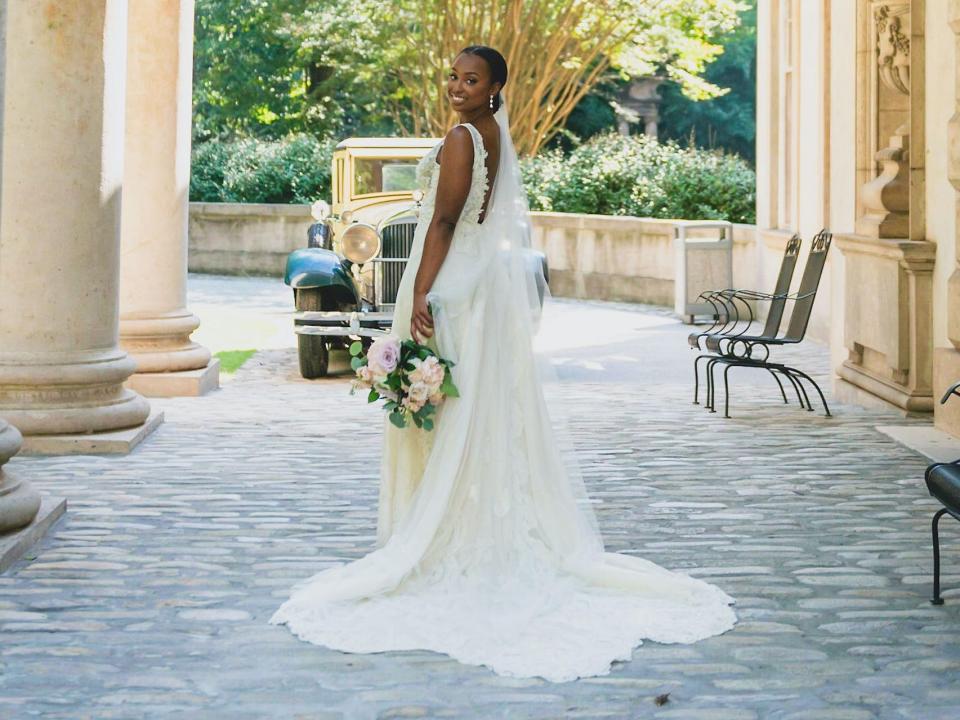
[376,221,416,306]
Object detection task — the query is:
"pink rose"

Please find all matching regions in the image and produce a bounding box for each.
[367,335,400,374]
[407,381,431,405]
[366,360,388,384]
[408,356,445,393]
[355,365,374,386]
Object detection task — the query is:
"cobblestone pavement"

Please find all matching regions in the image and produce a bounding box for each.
[2,276,959,719]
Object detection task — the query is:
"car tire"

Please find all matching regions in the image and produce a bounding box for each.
[298,335,329,379]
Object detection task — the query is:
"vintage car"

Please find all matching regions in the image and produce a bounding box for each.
[284,136,549,378]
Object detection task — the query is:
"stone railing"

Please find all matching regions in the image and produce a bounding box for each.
[188,202,757,307]
[529,211,756,306]
[189,202,314,276]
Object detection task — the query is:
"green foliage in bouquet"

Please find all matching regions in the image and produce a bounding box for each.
[349,338,458,431]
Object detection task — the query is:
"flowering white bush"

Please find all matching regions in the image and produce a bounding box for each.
[350,335,458,430]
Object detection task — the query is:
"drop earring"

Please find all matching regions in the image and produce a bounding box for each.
[489,95,494,109]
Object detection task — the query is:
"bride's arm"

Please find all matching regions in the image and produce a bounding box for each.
[411,125,474,344]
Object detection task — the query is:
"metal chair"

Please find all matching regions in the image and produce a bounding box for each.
[926,381,960,605]
[690,233,803,406]
[702,229,833,418]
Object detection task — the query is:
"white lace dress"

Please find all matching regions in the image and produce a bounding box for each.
[269,122,737,682]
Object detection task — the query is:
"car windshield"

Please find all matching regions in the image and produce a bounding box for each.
[353,158,418,196]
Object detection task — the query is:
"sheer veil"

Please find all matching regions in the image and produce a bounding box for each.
[429,98,607,566]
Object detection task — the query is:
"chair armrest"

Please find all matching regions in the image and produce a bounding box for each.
[940,381,960,405]
[729,289,818,302]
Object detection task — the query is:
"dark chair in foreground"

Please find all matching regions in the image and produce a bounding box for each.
[690,234,802,405]
[925,381,960,605]
[698,229,833,418]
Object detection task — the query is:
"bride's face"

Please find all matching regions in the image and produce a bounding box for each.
[446,54,496,112]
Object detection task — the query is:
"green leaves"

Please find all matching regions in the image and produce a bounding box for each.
[349,341,363,357]
[350,356,364,371]
[440,368,459,399]
[389,410,406,428]
[190,134,335,204]
[521,131,755,224]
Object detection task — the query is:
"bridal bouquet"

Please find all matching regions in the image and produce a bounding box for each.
[350,335,459,430]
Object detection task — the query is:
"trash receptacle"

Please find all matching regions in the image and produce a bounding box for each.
[673,221,733,324]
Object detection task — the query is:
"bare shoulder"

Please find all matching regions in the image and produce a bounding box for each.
[440,125,474,164]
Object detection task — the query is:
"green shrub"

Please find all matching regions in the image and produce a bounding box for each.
[521,132,755,224]
[191,134,335,204]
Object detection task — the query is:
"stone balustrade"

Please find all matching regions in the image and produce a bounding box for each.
[187,202,758,311]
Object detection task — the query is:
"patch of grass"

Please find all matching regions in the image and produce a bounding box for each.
[215,349,257,374]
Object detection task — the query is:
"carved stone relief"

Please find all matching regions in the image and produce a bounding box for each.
[875,3,911,94]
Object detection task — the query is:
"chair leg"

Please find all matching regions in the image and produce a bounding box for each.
[705,357,716,410]
[723,364,733,418]
[782,368,813,411]
[789,368,832,417]
[707,359,721,413]
[693,355,706,405]
[779,370,807,409]
[932,508,948,606]
[767,370,788,404]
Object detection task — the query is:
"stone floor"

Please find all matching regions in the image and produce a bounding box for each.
[1,276,958,719]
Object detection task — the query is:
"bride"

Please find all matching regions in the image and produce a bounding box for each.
[270,45,736,682]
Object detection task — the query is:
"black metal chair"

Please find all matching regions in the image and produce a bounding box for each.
[688,234,802,351]
[926,381,960,605]
[701,229,833,418]
[690,234,802,405]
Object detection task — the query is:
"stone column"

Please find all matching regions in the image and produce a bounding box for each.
[938,0,960,435]
[119,0,218,397]
[0,0,152,440]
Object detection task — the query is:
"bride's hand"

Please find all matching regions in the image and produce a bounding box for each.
[411,292,434,344]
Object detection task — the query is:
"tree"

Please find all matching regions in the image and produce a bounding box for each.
[192,0,748,155]
[656,0,756,161]
[193,0,311,140]
[193,0,395,141]
[383,0,747,156]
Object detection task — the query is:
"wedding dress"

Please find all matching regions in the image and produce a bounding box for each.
[269,105,736,682]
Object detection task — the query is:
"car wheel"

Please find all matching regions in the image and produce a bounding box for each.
[298,335,329,379]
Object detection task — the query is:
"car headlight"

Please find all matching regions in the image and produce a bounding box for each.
[341,223,380,265]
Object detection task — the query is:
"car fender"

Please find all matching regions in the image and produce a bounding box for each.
[284,248,355,292]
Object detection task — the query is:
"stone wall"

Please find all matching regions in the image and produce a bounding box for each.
[188,203,757,310]
[528,212,756,307]
[189,202,314,276]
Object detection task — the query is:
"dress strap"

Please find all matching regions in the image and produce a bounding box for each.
[451,123,490,227]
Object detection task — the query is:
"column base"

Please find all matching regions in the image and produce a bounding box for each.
[0,494,66,573]
[19,407,164,456]
[837,361,934,413]
[0,348,152,435]
[124,358,220,397]
[120,311,212,373]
